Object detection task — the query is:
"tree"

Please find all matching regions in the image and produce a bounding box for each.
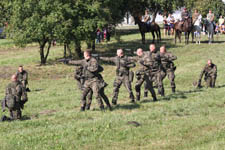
[185,0,225,20]
[8,0,64,65]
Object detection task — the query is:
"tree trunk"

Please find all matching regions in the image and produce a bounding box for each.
[75,40,82,58]
[39,40,47,65]
[92,40,95,51]
[39,40,51,65]
[67,43,72,57]
[64,43,67,58]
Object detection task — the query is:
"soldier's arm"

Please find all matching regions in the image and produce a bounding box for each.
[168,53,177,61]
[68,60,83,65]
[199,67,206,82]
[126,62,136,68]
[99,57,115,63]
[23,72,28,81]
[210,65,217,76]
[126,57,136,68]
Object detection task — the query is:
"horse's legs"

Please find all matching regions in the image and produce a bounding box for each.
[151,31,155,43]
[179,31,181,43]
[141,32,145,44]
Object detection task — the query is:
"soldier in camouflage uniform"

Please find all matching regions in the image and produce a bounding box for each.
[160,46,177,93]
[16,66,28,89]
[198,59,217,88]
[146,44,165,96]
[69,51,111,111]
[74,66,93,110]
[135,48,157,101]
[1,75,28,121]
[100,49,136,105]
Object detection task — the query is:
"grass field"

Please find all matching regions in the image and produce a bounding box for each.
[0,27,225,150]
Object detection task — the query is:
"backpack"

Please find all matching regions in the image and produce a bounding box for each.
[6,86,17,109]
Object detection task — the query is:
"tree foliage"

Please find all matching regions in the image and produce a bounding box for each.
[7,0,126,64]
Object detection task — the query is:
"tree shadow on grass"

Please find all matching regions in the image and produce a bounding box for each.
[216,84,225,89]
[140,88,204,102]
[161,89,204,101]
[113,103,140,110]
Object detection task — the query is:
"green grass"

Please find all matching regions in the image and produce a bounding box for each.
[0,27,225,150]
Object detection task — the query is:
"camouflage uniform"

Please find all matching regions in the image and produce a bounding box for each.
[145,51,165,96]
[16,70,28,88]
[101,55,136,104]
[69,57,111,110]
[5,80,27,120]
[160,52,177,93]
[135,54,157,101]
[74,66,93,110]
[198,63,217,88]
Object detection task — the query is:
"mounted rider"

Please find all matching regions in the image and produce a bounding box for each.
[180,7,190,27]
[207,10,215,27]
[192,9,202,25]
[143,9,151,28]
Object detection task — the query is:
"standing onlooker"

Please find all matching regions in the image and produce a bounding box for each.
[163,16,168,37]
[96,29,101,43]
[218,16,224,33]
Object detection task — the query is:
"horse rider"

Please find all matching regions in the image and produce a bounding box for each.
[144,9,151,27]
[192,9,202,25]
[180,7,190,27]
[207,10,215,27]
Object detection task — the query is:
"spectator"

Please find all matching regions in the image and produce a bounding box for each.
[163,16,168,37]
[218,16,224,33]
[96,29,101,43]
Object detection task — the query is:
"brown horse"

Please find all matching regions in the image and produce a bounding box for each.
[134,16,161,44]
[174,18,193,44]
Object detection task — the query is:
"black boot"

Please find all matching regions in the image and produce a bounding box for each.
[153,96,158,102]
[136,95,140,101]
[80,107,85,112]
[144,92,148,97]
[172,87,176,93]
[112,99,117,105]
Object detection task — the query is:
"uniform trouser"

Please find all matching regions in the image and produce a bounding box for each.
[112,75,135,103]
[10,108,22,120]
[205,76,216,88]
[135,74,156,101]
[81,79,104,109]
[161,69,176,90]
[77,81,93,108]
[151,71,164,96]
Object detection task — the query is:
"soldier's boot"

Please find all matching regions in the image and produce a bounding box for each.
[112,98,117,105]
[104,101,112,111]
[129,93,135,103]
[136,94,140,101]
[99,105,105,111]
[0,115,11,122]
[86,104,90,110]
[172,87,176,93]
[153,96,158,102]
[80,103,86,112]
[80,107,85,111]
[144,91,148,98]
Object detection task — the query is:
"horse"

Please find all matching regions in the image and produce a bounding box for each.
[202,19,214,44]
[174,18,193,44]
[192,15,202,44]
[134,16,161,44]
